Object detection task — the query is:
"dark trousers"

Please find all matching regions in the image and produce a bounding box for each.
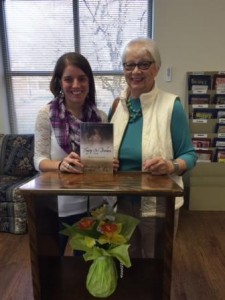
[58,212,87,256]
[117,197,179,258]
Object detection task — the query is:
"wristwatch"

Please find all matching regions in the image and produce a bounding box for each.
[171,160,180,174]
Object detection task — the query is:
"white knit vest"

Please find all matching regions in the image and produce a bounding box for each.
[111,85,184,216]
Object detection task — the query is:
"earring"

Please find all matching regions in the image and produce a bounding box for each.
[59,89,65,98]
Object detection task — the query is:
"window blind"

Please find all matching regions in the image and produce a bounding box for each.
[1,0,153,133]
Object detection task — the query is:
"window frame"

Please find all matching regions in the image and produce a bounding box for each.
[0,0,153,133]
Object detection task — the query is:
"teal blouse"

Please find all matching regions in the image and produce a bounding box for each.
[117,98,197,171]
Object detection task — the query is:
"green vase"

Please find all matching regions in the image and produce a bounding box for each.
[86,256,118,298]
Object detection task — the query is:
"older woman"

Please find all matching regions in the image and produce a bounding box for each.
[110,37,197,258]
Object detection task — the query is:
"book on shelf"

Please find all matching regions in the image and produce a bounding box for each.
[212,74,225,94]
[213,94,225,105]
[217,110,225,119]
[192,137,211,149]
[215,123,225,134]
[189,94,210,105]
[193,108,217,119]
[213,138,225,148]
[80,122,114,173]
[196,149,213,163]
[188,74,211,93]
[214,148,225,163]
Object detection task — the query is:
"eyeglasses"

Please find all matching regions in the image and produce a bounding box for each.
[123,61,155,71]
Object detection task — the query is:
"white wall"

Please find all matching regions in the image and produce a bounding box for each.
[154,0,225,107]
[1,0,225,132]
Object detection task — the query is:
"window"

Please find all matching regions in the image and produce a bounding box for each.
[1,0,153,133]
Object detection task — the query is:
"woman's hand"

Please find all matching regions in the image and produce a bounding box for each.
[143,157,174,175]
[113,157,120,172]
[59,152,84,173]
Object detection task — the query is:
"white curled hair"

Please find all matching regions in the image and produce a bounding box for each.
[121,37,161,69]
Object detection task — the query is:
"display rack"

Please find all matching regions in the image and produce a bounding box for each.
[187,71,225,210]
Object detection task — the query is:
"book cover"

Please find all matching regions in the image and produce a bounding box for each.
[217,110,225,119]
[213,138,225,148]
[213,94,225,105]
[212,74,225,93]
[189,94,210,105]
[215,123,225,134]
[196,149,213,162]
[193,108,217,119]
[80,122,114,173]
[188,74,211,93]
[214,148,225,163]
[192,138,211,149]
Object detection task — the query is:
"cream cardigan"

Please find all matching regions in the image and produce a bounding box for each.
[34,104,115,217]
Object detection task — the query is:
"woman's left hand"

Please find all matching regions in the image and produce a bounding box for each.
[143,157,173,175]
[113,157,120,172]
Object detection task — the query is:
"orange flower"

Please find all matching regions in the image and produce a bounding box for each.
[78,218,95,230]
[98,222,127,245]
[100,223,118,234]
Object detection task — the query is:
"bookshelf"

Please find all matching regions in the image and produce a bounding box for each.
[187,71,225,210]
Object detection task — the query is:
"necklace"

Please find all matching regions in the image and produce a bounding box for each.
[127,98,142,123]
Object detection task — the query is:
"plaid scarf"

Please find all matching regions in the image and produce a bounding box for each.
[49,96,102,154]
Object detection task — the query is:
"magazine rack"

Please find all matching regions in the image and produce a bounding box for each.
[187,71,225,210]
[20,171,183,300]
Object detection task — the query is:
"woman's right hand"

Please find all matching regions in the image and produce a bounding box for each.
[59,152,84,173]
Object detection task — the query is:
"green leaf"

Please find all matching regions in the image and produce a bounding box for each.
[115,213,139,241]
[69,233,91,252]
[108,244,131,267]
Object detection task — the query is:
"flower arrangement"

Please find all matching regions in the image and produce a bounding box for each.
[61,204,139,298]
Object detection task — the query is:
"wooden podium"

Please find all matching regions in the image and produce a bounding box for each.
[20,171,183,300]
